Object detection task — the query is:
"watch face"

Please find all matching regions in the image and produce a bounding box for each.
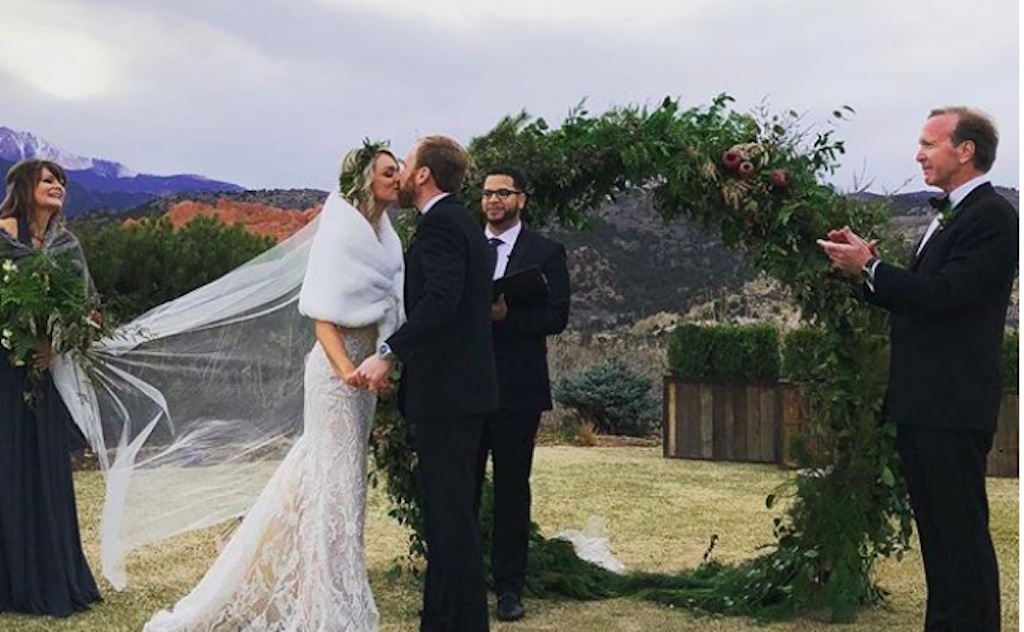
[378,344,390,356]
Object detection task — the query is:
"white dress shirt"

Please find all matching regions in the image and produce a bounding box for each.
[419,192,450,215]
[915,175,990,256]
[485,221,523,280]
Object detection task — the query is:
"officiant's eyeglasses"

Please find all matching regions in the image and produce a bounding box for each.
[482,189,522,200]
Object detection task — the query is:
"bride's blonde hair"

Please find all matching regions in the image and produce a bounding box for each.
[339,140,395,214]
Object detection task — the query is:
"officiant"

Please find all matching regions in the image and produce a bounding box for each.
[473,166,571,622]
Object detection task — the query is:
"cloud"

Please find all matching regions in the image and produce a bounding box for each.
[316,0,718,32]
[0,0,1017,192]
[0,3,122,100]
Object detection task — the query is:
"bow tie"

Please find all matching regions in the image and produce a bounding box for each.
[928,195,951,212]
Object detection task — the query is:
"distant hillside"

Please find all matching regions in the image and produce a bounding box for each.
[0,127,243,217]
[102,188,759,330]
[857,185,1019,216]
[6,123,1013,331]
[161,197,322,243]
[672,186,1020,332]
[113,189,328,220]
[77,185,1018,331]
[539,185,1017,328]
[540,194,756,328]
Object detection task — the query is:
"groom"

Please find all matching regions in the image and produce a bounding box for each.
[357,135,498,632]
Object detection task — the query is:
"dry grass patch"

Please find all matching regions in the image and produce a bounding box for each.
[0,447,1016,632]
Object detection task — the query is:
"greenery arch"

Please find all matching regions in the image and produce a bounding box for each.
[370,94,912,622]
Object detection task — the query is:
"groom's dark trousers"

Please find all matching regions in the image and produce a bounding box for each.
[866,182,1016,631]
[388,195,499,632]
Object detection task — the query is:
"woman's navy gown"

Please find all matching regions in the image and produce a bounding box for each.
[0,216,101,617]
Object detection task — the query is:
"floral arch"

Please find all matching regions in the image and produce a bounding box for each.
[370,95,911,622]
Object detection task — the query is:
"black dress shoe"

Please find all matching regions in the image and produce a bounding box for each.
[497,592,525,622]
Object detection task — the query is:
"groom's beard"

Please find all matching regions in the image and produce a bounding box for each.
[398,180,417,209]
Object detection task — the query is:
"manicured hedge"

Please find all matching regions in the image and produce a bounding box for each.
[670,323,1018,391]
[780,326,830,383]
[667,323,779,381]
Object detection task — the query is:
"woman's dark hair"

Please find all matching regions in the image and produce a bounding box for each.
[0,159,67,219]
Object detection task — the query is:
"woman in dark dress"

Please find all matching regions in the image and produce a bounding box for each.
[0,159,101,617]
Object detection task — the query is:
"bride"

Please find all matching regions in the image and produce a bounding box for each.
[143,145,404,632]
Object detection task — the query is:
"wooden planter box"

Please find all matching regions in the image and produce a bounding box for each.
[663,376,1019,478]
[661,377,788,464]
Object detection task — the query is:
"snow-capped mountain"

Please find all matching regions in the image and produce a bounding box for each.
[0,126,243,216]
[0,127,135,176]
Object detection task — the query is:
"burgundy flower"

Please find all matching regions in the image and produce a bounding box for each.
[721,150,743,170]
[738,161,755,178]
[770,168,788,187]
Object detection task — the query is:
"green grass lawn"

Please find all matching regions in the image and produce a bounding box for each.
[1,446,1017,631]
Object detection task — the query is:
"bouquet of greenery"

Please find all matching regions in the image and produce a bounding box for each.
[0,252,106,398]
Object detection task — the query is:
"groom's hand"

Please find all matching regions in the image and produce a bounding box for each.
[355,355,392,393]
[370,376,392,395]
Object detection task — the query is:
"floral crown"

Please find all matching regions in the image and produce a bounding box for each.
[339,138,390,203]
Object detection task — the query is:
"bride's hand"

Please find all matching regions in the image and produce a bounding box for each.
[341,369,364,388]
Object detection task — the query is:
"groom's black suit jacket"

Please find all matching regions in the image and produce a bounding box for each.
[492,228,570,412]
[387,195,499,420]
[868,182,1017,433]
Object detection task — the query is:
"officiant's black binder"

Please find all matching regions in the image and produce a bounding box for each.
[493,266,549,305]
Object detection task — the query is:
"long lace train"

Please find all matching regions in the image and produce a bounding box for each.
[144,328,380,632]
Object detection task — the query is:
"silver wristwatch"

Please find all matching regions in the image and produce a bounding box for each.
[377,342,394,360]
[861,256,879,282]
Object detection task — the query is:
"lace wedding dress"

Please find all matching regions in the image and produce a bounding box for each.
[144,326,380,632]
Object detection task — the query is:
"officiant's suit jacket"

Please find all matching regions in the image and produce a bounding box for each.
[867,182,1017,433]
[492,228,570,412]
[387,195,499,420]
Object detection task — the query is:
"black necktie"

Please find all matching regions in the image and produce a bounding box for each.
[489,238,502,274]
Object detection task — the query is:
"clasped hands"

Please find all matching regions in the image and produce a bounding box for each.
[815,226,878,276]
[346,355,393,395]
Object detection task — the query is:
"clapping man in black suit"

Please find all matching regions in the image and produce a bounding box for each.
[473,166,570,622]
[358,135,499,632]
[818,107,1017,631]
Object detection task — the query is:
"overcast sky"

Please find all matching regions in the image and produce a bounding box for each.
[2,0,1019,193]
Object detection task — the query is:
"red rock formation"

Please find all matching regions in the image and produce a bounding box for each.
[162,198,323,242]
